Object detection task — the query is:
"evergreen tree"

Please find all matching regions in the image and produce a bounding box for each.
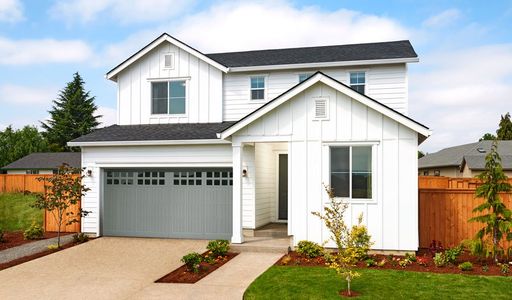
[480,133,496,141]
[0,125,48,168]
[41,72,101,151]
[496,112,512,140]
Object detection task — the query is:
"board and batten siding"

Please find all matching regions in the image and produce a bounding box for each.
[117,41,223,125]
[223,64,408,122]
[233,82,419,251]
[80,144,232,235]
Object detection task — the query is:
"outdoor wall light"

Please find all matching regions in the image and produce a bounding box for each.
[242,168,248,177]
[86,169,93,177]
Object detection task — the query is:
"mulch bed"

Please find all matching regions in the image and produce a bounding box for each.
[156,252,238,284]
[0,231,71,251]
[276,250,512,277]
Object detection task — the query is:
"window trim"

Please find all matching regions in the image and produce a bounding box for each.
[249,75,267,101]
[149,78,189,117]
[325,141,378,203]
[348,71,367,94]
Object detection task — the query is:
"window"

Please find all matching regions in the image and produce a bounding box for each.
[349,72,365,94]
[151,80,186,115]
[250,76,265,100]
[434,170,441,176]
[106,171,136,186]
[423,170,429,176]
[298,73,313,83]
[330,146,372,199]
[26,170,39,175]
[163,53,174,69]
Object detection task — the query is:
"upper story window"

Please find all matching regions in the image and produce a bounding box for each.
[250,76,265,100]
[151,80,186,115]
[298,73,313,83]
[349,72,365,94]
[26,170,39,175]
[330,146,372,199]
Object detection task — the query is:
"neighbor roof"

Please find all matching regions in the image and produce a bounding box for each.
[206,40,418,68]
[68,122,236,145]
[2,152,81,170]
[418,140,512,170]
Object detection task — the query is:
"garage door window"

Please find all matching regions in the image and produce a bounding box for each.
[173,171,202,186]
[106,171,134,185]
[206,171,233,186]
[137,171,165,185]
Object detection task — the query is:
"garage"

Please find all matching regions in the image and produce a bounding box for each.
[102,168,233,239]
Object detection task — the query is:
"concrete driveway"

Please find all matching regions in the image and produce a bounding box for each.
[0,237,281,300]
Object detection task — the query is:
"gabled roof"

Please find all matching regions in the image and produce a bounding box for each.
[218,71,431,141]
[2,152,81,170]
[67,122,236,147]
[206,40,418,69]
[106,33,229,81]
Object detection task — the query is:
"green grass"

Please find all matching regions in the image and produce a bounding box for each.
[244,266,512,300]
[0,193,42,231]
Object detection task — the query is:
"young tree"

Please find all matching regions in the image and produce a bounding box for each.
[469,141,512,260]
[496,112,512,140]
[41,72,101,152]
[32,164,90,247]
[0,125,48,168]
[312,186,373,296]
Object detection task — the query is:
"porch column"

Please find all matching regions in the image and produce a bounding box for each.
[231,143,244,243]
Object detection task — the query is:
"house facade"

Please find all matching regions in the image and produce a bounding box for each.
[1,152,81,174]
[70,33,430,251]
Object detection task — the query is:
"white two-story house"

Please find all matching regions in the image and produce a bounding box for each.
[70,33,431,251]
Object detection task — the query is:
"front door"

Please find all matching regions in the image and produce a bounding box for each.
[278,154,288,221]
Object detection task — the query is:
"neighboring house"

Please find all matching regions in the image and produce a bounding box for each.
[69,33,431,251]
[1,152,81,174]
[419,140,512,178]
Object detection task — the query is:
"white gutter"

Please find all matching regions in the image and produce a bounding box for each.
[67,139,231,147]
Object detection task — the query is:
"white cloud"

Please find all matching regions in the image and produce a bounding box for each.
[0,37,92,65]
[0,84,57,105]
[97,106,117,126]
[410,44,512,152]
[0,0,23,23]
[423,9,461,28]
[50,0,194,25]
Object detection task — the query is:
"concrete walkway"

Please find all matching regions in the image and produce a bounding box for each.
[0,234,74,264]
[0,237,280,300]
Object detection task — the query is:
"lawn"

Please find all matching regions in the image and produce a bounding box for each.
[244,266,512,299]
[0,193,42,231]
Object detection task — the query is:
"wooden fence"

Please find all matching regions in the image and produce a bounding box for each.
[419,176,512,248]
[0,174,81,233]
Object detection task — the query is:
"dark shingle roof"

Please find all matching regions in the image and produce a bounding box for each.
[2,152,81,170]
[419,141,512,170]
[206,40,417,68]
[70,122,237,143]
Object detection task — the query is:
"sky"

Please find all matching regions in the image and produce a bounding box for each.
[0,0,511,153]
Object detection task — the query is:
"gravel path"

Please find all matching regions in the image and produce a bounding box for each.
[0,235,74,264]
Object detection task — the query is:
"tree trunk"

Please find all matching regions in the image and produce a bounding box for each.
[346,276,351,296]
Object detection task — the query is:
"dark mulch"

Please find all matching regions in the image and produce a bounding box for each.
[0,231,72,251]
[276,250,511,277]
[339,290,361,298]
[156,252,239,284]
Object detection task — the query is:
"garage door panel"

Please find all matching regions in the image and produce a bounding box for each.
[103,169,232,239]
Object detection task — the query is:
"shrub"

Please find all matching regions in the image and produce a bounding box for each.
[458,262,473,271]
[181,252,203,273]
[376,259,386,267]
[497,263,509,275]
[72,233,89,244]
[444,245,463,264]
[482,265,489,272]
[405,253,417,262]
[206,239,230,257]
[417,256,429,266]
[433,252,447,267]
[429,240,444,255]
[398,259,410,268]
[23,222,43,240]
[296,240,324,258]
[365,258,376,267]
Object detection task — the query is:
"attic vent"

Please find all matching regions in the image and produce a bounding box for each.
[477,148,486,153]
[163,53,174,69]
[314,98,329,119]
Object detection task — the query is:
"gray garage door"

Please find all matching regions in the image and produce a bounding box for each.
[102,169,233,239]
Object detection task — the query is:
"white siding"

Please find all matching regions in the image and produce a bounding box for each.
[80,144,232,235]
[233,82,419,251]
[223,64,408,121]
[242,145,255,228]
[117,42,223,125]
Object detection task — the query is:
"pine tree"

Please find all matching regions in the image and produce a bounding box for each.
[41,72,101,151]
[0,125,48,167]
[496,112,512,140]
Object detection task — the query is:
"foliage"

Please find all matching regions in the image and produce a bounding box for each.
[480,133,497,141]
[312,185,373,296]
[429,240,444,255]
[376,259,386,267]
[417,256,429,266]
[41,72,101,152]
[458,262,473,271]
[181,252,203,273]
[23,221,43,240]
[206,239,230,257]
[497,263,509,275]
[365,258,376,267]
[0,193,42,231]
[72,232,89,244]
[398,259,410,268]
[482,265,489,272]
[0,125,48,168]
[433,252,447,267]
[444,245,463,264]
[32,164,90,248]
[496,112,512,140]
[469,141,512,261]
[296,240,324,258]
[47,244,59,250]
[405,253,417,262]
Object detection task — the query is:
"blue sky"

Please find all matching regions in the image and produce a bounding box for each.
[0,0,511,152]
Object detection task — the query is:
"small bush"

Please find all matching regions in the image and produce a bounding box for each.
[458,262,473,271]
[72,233,89,244]
[181,252,203,273]
[444,245,463,264]
[23,222,43,240]
[482,265,489,272]
[296,240,324,258]
[497,263,510,275]
[433,252,447,267]
[206,239,230,257]
[398,259,410,268]
[417,256,428,266]
[404,253,417,262]
[365,258,376,267]
[376,259,386,267]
